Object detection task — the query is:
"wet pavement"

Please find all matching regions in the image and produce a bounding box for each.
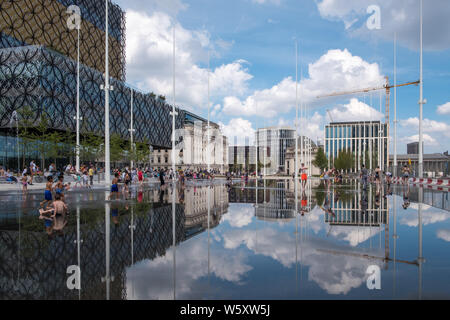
[0,179,449,300]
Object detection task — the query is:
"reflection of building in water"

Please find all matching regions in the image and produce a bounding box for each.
[183,185,229,238]
[0,204,185,300]
[255,181,295,222]
[324,190,388,227]
[133,185,229,237]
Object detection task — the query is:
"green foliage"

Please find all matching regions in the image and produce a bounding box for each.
[313,147,328,171]
[334,150,355,171]
[110,133,126,164]
[80,132,104,163]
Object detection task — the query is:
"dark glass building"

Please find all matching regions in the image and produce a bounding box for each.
[0,0,199,170]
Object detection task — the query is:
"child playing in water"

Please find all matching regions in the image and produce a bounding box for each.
[109,173,120,200]
[21,174,28,193]
[54,175,67,202]
[39,207,55,235]
[40,176,54,209]
[52,193,68,216]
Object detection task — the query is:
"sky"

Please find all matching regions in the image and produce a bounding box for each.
[113,0,450,154]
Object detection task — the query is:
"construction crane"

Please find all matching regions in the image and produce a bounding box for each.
[317,76,420,170]
[326,109,334,123]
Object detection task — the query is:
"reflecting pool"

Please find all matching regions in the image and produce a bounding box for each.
[0,179,449,300]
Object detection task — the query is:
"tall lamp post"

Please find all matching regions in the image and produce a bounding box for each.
[67,5,82,172]
[418,0,426,178]
[295,40,299,185]
[102,0,113,186]
[129,89,135,169]
[393,33,398,177]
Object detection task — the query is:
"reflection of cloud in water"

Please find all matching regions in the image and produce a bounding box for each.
[328,226,382,247]
[221,227,383,295]
[222,204,254,228]
[222,228,296,268]
[126,238,252,300]
[437,229,450,242]
[301,206,382,247]
[400,207,449,227]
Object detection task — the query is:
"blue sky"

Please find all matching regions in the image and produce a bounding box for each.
[114,0,450,154]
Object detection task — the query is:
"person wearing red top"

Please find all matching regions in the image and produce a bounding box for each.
[138,169,144,186]
[300,163,308,188]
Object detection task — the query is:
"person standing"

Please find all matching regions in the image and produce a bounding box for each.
[401,165,411,185]
[29,160,36,185]
[159,169,165,188]
[360,165,369,190]
[138,168,144,186]
[300,163,308,188]
[375,166,382,186]
[89,165,94,186]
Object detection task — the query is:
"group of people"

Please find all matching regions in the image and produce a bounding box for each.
[38,175,70,238]
[321,168,344,187]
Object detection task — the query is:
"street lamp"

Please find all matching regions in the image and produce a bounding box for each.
[102,0,112,186]
[67,5,82,172]
[295,40,299,184]
[418,0,426,178]
[129,89,136,168]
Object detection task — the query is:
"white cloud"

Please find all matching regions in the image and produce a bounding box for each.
[316,0,450,51]
[125,10,253,111]
[222,204,255,228]
[221,49,384,119]
[400,117,450,136]
[126,236,252,299]
[252,0,282,5]
[328,98,384,122]
[437,229,450,242]
[437,102,450,115]
[400,207,450,227]
[219,118,256,146]
[399,134,438,147]
[398,117,450,151]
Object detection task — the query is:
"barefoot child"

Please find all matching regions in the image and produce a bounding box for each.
[39,207,55,235]
[40,176,54,209]
[54,175,67,202]
[21,174,28,193]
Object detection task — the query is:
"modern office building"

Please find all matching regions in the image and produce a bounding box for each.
[325,121,388,172]
[228,146,256,172]
[256,127,295,175]
[0,0,209,170]
[407,142,424,155]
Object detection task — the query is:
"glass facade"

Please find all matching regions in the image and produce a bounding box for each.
[325,121,388,172]
[256,128,295,175]
[0,0,210,170]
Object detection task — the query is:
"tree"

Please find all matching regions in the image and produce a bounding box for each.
[127,139,150,167]
[110,133,125,167]
[80,132,104,165]
[17,105,36,169]
[334,151,355,172]
[313,147,328,171]
[31,114,53,170]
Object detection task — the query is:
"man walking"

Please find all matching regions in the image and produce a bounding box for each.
[360,164,369,190]
[89,165,94,186]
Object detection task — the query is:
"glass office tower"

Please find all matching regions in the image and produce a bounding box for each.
[325,121,388,172]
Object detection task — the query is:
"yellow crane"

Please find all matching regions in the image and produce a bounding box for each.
[317,77,420,169]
